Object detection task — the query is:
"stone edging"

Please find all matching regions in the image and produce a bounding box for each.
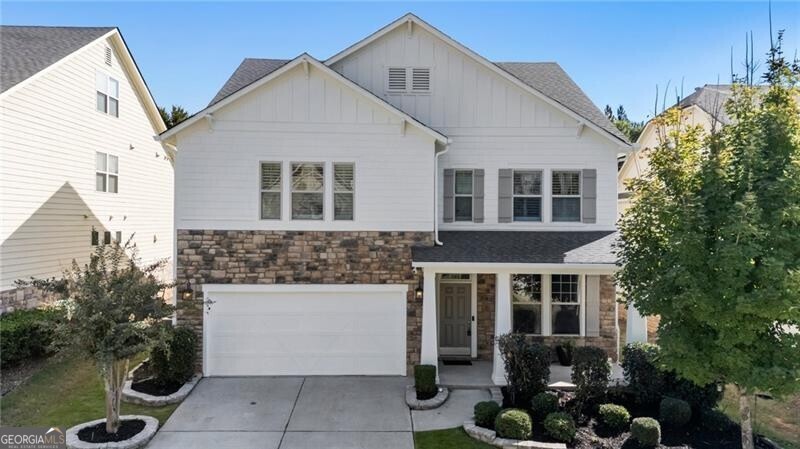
[122,373,201,406]
[66,415,158,449]
[463,419,566,449]
[405,385,449,410]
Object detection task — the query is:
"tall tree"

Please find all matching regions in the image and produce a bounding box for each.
[617,36,800,449]
[158,105,189,129]
[606,104,645,141]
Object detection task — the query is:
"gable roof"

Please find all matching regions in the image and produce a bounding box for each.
[0,26,115,93]
[208,58,290,106]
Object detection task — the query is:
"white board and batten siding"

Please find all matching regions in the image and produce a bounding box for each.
[0,37,174,291]
[175,62,436,232]
[330,25,620,231]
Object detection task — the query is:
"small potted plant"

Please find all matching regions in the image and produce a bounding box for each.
[556,340,574,366]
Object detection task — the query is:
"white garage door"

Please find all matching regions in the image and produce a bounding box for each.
[203,285,407,376]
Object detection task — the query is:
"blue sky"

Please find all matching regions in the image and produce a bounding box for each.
[2,2,798,121]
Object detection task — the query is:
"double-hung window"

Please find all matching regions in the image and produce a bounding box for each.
[291,163,324,220]
[552,171,581,222]
[96,72,119,117]
[260,162,281,219]
[96,152,118,193]
[513,170,542,222]
[511,274,542,334]
[551,274,580,335]
[334,163,354,220]
[454,170,473,221]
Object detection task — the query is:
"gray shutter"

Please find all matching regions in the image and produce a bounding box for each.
[498,169,512,223]
[443,169,454,223]
[582,169,597,223]
[473,169,484,223]
[585,275,601,337]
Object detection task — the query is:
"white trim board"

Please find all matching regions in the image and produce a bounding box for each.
[411,262,617,274]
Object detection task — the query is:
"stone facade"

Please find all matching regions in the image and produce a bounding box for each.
[476,273,496,360]
[0,286,53,315]
[175,229,433,373]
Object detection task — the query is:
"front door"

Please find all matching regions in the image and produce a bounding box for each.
[439,283,471,356]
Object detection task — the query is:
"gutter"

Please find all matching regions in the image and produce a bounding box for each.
[433,141,451,246]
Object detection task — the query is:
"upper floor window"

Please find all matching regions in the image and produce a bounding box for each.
[96,152,118,193]
[291,163,324,220]
[260,162,281,220]
[552,171,581,222]
[96,72,119,117]
[334,163,354,221]
[454,170,473,221]
[512,274,542,335]
[387,67,431,93]
[551,274,580,335]
[513,170,542,222]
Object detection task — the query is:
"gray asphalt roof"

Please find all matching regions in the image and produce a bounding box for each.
[207,58,629,144]
[0,26,115,93]
[677,84,736,124]
[412,231,618,264]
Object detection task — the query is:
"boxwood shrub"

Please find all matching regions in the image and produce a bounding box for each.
[0,308,58,368]
[598,403,631,433]
[631,417,661,447]
[151,326,197,386]
[660,397,692,428]
[530,392,559,422]
[543,412,576,442]
[494,408,532,440]
[413,364,437,400]
[474,401,501,429]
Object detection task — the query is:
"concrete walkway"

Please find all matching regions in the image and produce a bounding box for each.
[411,388,490,432]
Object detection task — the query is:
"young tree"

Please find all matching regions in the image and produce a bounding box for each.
[617,37,800,449]
[158,104,189,129]
[20,241,173,434]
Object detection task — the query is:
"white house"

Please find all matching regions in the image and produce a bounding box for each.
[160,14,631,384]
[0,26,174,312]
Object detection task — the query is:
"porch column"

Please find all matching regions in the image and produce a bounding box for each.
[420,267,439,377]
[492,272,511,385]
[626,303,649,343]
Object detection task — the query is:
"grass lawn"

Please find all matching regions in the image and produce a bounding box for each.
[414,428,494,449]
[0,351,178,430]
[717,385,800,449]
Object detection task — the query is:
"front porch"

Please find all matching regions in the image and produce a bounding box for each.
[436,360,625,389]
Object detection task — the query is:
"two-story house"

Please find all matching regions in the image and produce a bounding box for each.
[159,14,631,384]
[0,26,174,312]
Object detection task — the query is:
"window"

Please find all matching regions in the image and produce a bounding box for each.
[552,171,581,222]
[551,274,580,335]
[291,163,324,220]
[95,152,118,193]
[512,274,542,334]
[334,163,354,220]
[115,231,122,243]
[454,170,473,221]
[513,170,542,222]
[387,67,431,93]
[260,162,281,219]
[91,230,99,246]
[96,72,119,117]
[440,273,471,281]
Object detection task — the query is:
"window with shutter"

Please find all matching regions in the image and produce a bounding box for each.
[411,68,430,92]
[260,162,282,219]
[334,163,354,220]
[552,171,581,222]
[454,170,473,221]
[387,67,407,92]
[512,170,542,222]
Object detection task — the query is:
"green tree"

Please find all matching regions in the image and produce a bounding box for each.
[158,104,189,129]
[605,104,645,141]
[617,38,800,449]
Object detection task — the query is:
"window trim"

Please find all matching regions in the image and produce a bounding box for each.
[259,161,282,220]
[290,161,325,221]
[95,152,119,193]
[511,273,543,336]
[454,169,474,222]
[512,169,543,222]
[333,162,355,221]
[550,274,584,337]
[551,170,582,222]
[509,273,585,337]
[95,71,119,117]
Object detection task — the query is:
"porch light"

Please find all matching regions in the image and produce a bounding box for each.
[415,279,423,300]
[181,281,193,301]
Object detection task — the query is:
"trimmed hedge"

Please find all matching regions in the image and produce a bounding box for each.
[530,392,559,422]
[0,308,58,368]
[497,334,550,407]
[414,364,438,400]
[660,397,692,428]
[631,417,661,447]
[571,346,609,406]
[598,403,630,433]
[494,408,532,440]
[150,326,197,386]
[474,401,501,429]
[543,412,576,443]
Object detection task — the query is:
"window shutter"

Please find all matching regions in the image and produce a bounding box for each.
[498,169,513,223]
[388,67,407,92]
[473,169,484,223]
[443,169,455,223]
[582,169,597,223]
[585,275,601,337]
[411,68,430,92]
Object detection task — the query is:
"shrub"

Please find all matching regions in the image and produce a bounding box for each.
[630,417,661,447]
[543,412,576,442]
[659,397,691,428]
[413,364,437,400]
[598,403,630,433]
[700,409,736,433]
[151,326,197,386]
[621,342,664,405]
[530,392,559,422]
[556,340,575,366]
[571,346,610,406]
[0,308,58,368]
[494,408,532,440]
[664,372,722,412]
[474,401,501,429]
[497,334,550,407]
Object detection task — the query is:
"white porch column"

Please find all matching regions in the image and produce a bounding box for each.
[626,303,648,343]
[492,272,511,385]
[420,268,439,378]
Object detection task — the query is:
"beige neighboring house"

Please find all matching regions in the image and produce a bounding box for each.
[0,26,174,313]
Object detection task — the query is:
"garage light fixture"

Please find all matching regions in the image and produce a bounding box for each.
[415,278,423,300]
[181,281,193,301]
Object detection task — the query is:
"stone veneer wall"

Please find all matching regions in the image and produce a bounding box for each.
[0,287,49,314]
[175,230,433,373]
[476,274,496,360]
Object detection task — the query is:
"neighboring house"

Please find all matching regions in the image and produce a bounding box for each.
[0,26,174,313]
[160,14,631,384]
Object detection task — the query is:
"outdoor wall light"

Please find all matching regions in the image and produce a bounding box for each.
[415,279,423,300]
[181,281,193,301]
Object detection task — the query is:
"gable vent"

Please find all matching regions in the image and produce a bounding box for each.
[411,68,430,92]
[387,67,407,92]
[104,46,112,66]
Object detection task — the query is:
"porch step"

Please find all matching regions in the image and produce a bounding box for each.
[547,381,576,391]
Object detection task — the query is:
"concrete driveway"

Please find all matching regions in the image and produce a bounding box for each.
[147,376,414,449]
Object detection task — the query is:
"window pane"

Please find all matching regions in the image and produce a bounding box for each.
[455,196,472,221]
[96,173,106,192]
[512,274,541,302]
[514,171,541,195]
[553,198,580,222]
[96,92,107,113]
[103,231,112,245]
[108,175,118,193]
[91,230,99,246]
[552,305,580,335]
[96,152,107,171]
[552,274,579,302]
[115,231,122,243]
[292,163,324,191]
[108,155,118,173]
[292,192,323,219]
[455,171,473,195]
[109,98,119,117]
[513,304,542,334]
[334,193,353,220]
[261,163,281,191]
[552,171,580,195]
[261,192,281,219]
[513,197,541,221]
[334,164,354,192]
[95,72,107,93]
[108,78,119,98]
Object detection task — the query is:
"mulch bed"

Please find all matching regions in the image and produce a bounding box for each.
[77,419,145,443]
[130,378,183,396]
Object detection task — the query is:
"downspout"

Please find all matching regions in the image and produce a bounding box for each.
[433,141,451,246]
